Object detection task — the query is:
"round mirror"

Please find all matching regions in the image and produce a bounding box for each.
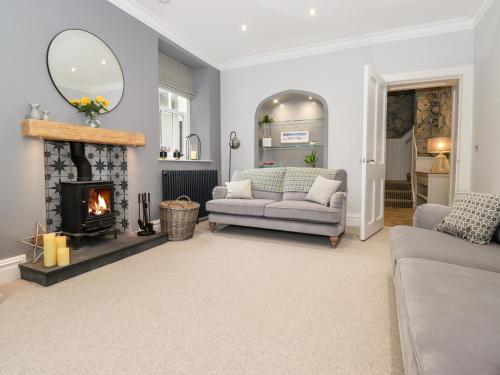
[47,29,124,112]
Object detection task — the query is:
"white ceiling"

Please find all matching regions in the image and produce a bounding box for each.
[108,0,492,69]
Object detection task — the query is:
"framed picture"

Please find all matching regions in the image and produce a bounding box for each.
[280,130,309,144]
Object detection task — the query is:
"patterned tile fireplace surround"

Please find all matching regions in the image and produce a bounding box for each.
[44,141,129,233]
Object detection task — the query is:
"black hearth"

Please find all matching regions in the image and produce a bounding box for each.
[61,142,117,248]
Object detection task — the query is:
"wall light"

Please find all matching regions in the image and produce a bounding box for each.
[309,8,316,16]
[241,24,247,32]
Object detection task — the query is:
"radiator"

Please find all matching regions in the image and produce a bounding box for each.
[162,169,218,219]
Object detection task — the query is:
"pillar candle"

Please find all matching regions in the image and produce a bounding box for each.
[57,247,70,267]
[43,233,57,267]
[55,235,66,250]
[190,150,198,160]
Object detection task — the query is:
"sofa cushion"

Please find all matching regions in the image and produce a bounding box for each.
[436,191,500,245]
[390,225,500,274]
[265,200,340,223]
[252,190,283,201]
[283,192,307,201]
[225,179,252,199]
[395,258,500,375]
[305,175,342,206]
[206,199,276,217]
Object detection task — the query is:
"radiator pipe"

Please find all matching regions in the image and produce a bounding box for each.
[69,142,92,181]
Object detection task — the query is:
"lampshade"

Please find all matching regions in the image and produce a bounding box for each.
[427,137,451,154]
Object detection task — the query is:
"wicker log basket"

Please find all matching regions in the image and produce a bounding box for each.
[160,196,200,241]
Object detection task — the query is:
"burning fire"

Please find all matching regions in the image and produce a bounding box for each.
[88,189,110,216]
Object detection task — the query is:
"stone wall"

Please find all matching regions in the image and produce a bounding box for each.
[386,90,415,139]
[414,87,452,156]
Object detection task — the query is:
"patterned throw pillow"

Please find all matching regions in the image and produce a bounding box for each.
[237,167,287,192]
[284,167,338,193]
[436,192,500,245]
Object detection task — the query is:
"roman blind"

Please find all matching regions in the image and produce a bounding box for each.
[158,52,194,97]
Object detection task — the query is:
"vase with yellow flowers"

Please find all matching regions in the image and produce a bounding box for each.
[70,96,109,128]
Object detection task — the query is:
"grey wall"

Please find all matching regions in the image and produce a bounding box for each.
[473,1,500,193]
[221,30,474,219]
[0,0,220,260]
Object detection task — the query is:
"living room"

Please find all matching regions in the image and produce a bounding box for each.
[1,0,499,374]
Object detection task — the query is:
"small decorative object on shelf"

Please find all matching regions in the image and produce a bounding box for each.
[173,150,183,160]
[27,103,42,120]
[304,151,318,168]
[281,130,309,144]
[258,114,274,126]
[137,193,156,236]
[160,145,169,159]
[185,133,201,160]
[70,96,110,128]
[42,110,50,121]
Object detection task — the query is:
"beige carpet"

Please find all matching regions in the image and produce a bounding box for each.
[0,223,403,375]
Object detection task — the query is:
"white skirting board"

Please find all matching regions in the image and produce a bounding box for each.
[0,254,27,284]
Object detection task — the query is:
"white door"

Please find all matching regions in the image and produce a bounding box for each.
[360,65,387,240]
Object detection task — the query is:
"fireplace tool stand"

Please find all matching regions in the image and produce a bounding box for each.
[138,193,156,236]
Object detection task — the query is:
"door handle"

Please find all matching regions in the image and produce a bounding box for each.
[368,159,376,164]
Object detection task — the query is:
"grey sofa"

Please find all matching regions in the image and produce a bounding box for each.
[390,203,500,375]
[206,169,347,247]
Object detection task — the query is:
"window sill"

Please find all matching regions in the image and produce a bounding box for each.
[158,158,213,163]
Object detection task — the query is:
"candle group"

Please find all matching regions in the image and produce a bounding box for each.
[43,234,70,267]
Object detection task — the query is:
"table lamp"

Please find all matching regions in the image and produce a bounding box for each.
[427,137,451,173]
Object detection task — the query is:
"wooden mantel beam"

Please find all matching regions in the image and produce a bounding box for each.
[21,119,146,147]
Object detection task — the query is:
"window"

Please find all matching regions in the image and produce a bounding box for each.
[159,87,190,156]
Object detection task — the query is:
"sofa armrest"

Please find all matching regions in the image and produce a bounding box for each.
[330,191,346,209]
[413,203,451,230]
[212,186,227,200]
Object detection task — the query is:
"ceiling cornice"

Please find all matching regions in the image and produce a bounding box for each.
[106,0,220,68]
[107,0,494,72]
[472,0,495,27]
[219,17,475,70]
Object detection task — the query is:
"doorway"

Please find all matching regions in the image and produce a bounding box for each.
[361,65,472,240]
[384,82,458,227]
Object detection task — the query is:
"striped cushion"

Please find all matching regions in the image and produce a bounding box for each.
[236,167,287,193]
[284,167,337,192]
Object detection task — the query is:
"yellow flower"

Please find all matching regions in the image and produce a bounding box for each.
[103,99,110,108]
[80,96,90,105]
[70,99,80,106]
[95,96,105,104]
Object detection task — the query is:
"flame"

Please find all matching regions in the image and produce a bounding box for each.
[88,190,109,215]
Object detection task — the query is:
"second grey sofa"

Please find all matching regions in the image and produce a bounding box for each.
[391,204,500,375]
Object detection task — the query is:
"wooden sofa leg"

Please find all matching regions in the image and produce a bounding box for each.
[209,222,216,233]
[329,235,341,248]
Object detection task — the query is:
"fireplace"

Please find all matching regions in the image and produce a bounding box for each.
[60,142,117,248]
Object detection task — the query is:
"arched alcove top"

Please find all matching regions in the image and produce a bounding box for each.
[254,90,329,168]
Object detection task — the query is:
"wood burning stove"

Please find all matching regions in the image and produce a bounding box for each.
[61,142,117,248]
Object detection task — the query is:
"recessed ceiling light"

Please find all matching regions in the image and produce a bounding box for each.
[241,24,247,32]
[309,8,316,16]
[273,99,279,104]
[158,0,171,3]
[71,67,76,72]
[101,59,106,65]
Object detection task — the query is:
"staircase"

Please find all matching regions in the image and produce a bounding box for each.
[385,180,413,208]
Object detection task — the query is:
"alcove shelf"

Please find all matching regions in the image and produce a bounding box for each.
[21,119,146,147]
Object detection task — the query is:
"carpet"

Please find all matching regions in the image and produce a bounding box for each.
[0,223,403,375]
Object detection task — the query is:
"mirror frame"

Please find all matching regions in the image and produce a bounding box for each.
[46,29,125,113]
